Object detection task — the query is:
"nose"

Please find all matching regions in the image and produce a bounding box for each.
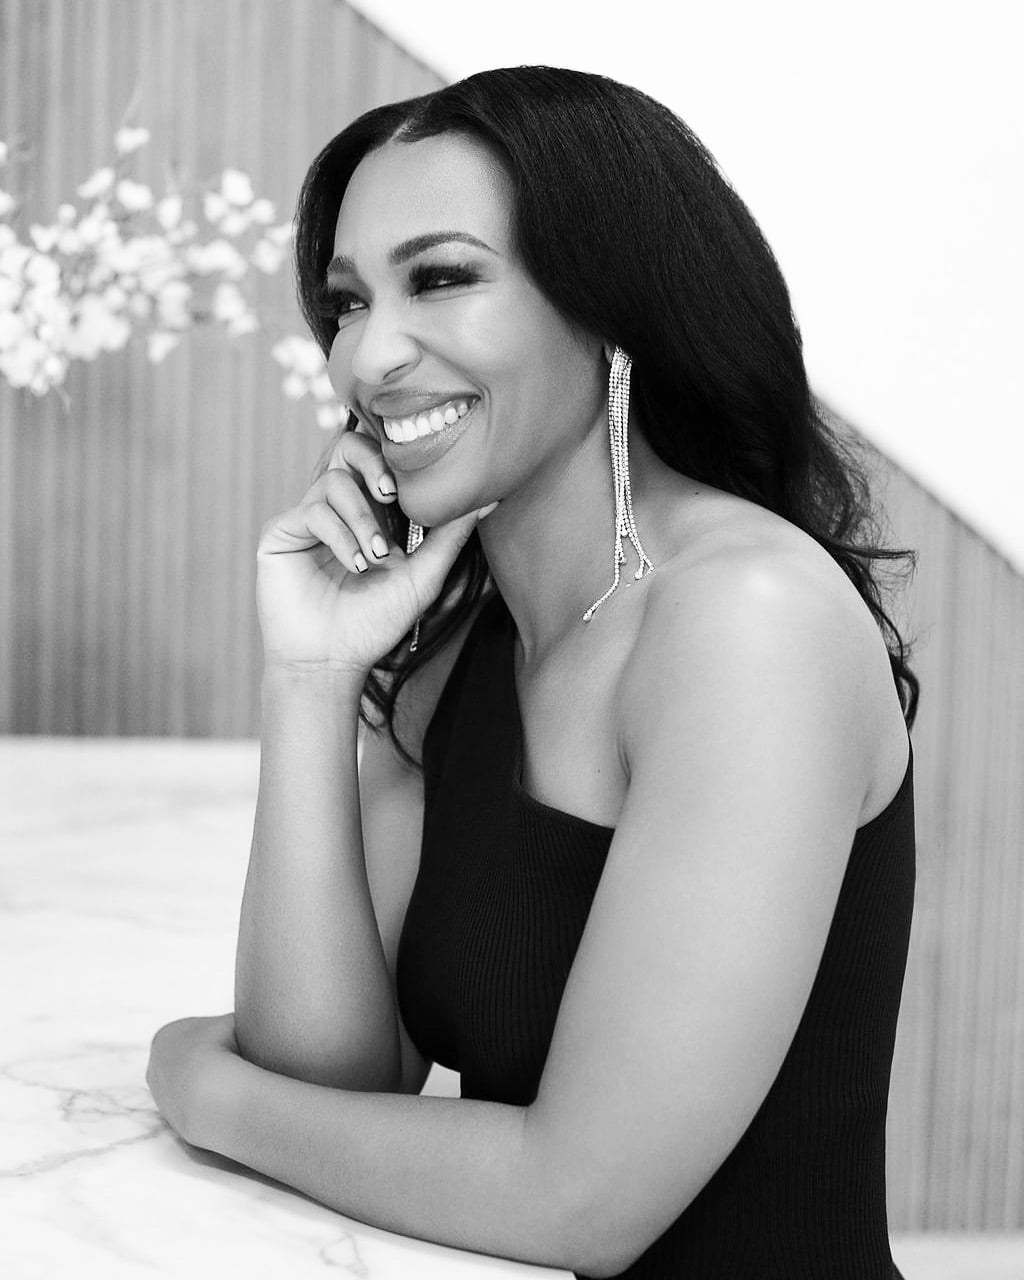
[344,298,421,389]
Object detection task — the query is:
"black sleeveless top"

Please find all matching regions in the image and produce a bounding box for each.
[396,591,915,1279]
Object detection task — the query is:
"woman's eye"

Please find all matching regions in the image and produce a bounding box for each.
[409,263,478,294]
[313,285,365,324]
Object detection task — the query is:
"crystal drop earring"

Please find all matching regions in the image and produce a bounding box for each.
[581,346,655,623]
[406,519,424,652]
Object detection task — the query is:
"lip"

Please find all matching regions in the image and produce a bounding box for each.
[368,390,479,418]
[380,399,480,473]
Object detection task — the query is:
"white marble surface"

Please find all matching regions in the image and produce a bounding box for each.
[3,737,1023,1280]
[0,737,566,1280]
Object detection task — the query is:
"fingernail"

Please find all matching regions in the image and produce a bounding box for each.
[477,501,500,521]
[378,477,397,497]
[354,553,369,573]
[371,534,389,558]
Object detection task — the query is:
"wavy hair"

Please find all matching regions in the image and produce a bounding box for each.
[293,66,920,765]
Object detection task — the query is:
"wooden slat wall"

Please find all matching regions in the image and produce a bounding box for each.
[3,0,1023,1233]
[0,0,442,734]
[866,444,1024,1230]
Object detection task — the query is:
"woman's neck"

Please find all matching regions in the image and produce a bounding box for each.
[477,416,677,666]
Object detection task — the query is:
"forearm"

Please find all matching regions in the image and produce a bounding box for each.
[203,1058,587,1275]
[234,668,401,1091]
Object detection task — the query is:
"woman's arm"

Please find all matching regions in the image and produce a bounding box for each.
[180,549,882,1276]
[234,666,405,1091]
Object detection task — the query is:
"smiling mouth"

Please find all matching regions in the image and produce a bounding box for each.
[380,397,477,443]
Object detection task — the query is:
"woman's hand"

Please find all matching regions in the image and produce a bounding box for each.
[257,429,495,677]
[146,1012,241,1149]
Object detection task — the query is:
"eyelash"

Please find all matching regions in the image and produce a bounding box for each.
[314,263,480,323]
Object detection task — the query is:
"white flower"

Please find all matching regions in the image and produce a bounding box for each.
[0,190,16,218]
[310,372,335,402]
[103,284,127,310]
[220,169,254,206]
[211,281,247,322]
[29,224,59,253]
[226,312,258,336]
[77,207,115,248]
[155,195,183,230]
[77,167,115,200]
[266,222,294,246]
[185,238,246,279]
[317,403,345,430]
[249,238,285,274]
[114,125,151,155]
[56,203,77,226]
[57,228,82,254]
[147,331,182,363]
[0,224,16,249]
[249,198,275,225]
[0,310,28,351]
[69,294,132,357]
[24,253,60,291]
[203,191,228,224]
[219,210,249,238]
[281,372,306,400]
[1,240,32,278]
[157,279,192,329]
[115,179,153,212]
[0,333,46,386]
[128,293,153,319]
[271,334,325,379]
[0,141,7,166]
[43,353,66,382]
[0,276,20,311]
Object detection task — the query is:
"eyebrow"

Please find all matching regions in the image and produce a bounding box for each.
[325,231,497,280]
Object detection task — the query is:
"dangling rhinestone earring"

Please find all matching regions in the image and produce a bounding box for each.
[582,346,655,623]
[406,520,424,652]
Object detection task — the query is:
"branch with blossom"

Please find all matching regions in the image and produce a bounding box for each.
[0,128,347,429]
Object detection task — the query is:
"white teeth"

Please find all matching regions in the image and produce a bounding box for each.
[382,398,476,443]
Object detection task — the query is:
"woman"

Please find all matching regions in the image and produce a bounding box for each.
[147,67,918,1278]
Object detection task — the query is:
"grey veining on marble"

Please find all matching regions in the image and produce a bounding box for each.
[0,737,567,1279]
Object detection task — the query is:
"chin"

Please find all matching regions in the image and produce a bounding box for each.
[398,481,483,532]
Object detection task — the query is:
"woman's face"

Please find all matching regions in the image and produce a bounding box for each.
[325,132,607,526]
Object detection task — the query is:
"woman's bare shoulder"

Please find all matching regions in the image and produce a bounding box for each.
[623,494,908,824]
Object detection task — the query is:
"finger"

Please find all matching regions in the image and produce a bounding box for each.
[403,509,484,599]
[322,470,392,564]
[329,430,399,504]
[305,500,369,574]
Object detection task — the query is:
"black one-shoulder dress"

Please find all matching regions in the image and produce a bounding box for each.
[397,591,915,1279]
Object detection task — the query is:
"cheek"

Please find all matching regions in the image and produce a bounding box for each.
[326,332,352,398]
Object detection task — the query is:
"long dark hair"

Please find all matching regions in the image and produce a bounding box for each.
[294,66,920,765]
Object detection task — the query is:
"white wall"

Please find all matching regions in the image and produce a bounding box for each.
[352,0,1024,570]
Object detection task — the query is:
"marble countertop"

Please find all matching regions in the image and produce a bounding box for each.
[1,737,568,1280]
[4,737,1024,1280]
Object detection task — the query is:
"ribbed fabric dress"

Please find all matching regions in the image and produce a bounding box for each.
[396,591,915,1279]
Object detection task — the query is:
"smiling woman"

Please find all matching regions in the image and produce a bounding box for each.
[147,67,920,1279]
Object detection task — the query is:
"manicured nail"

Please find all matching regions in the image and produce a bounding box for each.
[353,552,369,573]
[378,477,397,497]
[477,501,500,521]
[371,534,389,558]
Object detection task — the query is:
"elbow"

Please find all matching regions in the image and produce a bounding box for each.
[527,1154,656,1277]
[561,1220,649,1279]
